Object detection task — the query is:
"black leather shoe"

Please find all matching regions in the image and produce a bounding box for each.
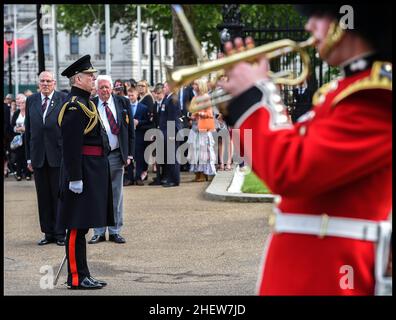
[56,239,65,246]
[38,238,55,245]
[123,179,134,186]
[88,234,106,244]
[67,276,103,290]
[148,180,161,185]
[135,179,144,186]
[89,276,107,286]
[162,182,179,188]
[109,234,126,244]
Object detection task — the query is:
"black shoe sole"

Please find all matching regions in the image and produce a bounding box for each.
[88,239,106,244]
[67,285,103,290]
[38,240,55,245]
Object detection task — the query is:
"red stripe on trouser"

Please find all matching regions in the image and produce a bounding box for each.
[69,229,79,286]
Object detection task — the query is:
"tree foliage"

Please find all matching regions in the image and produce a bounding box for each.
[57,4,303,54]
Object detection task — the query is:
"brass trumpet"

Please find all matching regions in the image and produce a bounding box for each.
[167,37,317,113]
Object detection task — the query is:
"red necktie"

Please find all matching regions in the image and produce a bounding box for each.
[103,101,120,135]
[42,96,49,113]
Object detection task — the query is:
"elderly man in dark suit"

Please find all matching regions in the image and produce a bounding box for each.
[25,71,67,246]
[88,75,135,244]
[291,80,314,123]
[160,81,183,187]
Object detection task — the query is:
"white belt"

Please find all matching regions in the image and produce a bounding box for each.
[272,208,383,242]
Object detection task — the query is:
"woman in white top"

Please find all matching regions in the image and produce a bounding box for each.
[11,94,31,181]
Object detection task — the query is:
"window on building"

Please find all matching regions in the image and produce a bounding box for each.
[142,69,147,81]
[43,34,50,56]
[155,70,159,84]
[153,36,158,56]
[141,32,146,55]
[99,33,106,55]
[165,38,169,56]
[70,34,79,55]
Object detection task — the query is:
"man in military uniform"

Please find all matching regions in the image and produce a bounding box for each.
[218,5,391,295]
[57,55,114,289]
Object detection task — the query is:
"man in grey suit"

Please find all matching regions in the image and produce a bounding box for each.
[88,75,135,244]
[25,71,67,246]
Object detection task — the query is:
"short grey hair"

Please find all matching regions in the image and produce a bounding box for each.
[69,74,79,87]
[39,70,55,81]
[15,93,27,102]
[96,75,113,90]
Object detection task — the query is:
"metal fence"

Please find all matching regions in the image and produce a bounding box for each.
[242,19,339,120]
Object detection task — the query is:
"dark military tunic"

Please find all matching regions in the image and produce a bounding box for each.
[57,86,114,229]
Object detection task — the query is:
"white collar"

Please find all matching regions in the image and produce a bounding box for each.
[41,91,54,101]
[99,95,113,107]
[339,51,375,69]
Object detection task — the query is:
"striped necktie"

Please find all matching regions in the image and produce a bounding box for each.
[42,96,49,113]
[103,101,120,135]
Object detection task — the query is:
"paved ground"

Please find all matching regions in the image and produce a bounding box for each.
[4,171,273,296]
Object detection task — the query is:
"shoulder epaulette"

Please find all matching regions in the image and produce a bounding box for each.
[312,81,335,106]
[58,96,99,134]
[331,61,392,107]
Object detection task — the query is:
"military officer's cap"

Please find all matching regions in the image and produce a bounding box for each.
[61,54,97,78]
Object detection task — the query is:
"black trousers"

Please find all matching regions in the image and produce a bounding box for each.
[33,158,65,240]
[14,146,31,178]
[164,138,180,184]
[125,161,136,182]
[134,143,147,180]
[66,228,90,286]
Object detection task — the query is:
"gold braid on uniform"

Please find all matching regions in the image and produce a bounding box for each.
[331,61,392,106]
[312,62,392,107]
[58,96,99,134]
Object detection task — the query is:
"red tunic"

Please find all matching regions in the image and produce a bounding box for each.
[227,61,392,295]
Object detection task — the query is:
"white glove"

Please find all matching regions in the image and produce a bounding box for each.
[69,180,83,194]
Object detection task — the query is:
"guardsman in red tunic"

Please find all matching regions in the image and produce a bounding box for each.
[57,55,114,289]
[219,5,392,295]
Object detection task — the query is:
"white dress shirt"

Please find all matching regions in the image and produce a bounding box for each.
[97,96,120,151]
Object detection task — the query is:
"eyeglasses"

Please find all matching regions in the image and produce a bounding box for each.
[137,84,146,87]
[40,80,54,83]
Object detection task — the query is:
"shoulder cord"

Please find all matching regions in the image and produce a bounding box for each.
[58,96,99,134]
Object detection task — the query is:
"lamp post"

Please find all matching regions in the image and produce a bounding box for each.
[149,27,157,86]
[5,26,14,95]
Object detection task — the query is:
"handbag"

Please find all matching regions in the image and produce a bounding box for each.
[10,134,23,150]
[197,107,215,132]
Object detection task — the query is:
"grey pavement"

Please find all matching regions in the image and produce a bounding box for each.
[4,171,273,296]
